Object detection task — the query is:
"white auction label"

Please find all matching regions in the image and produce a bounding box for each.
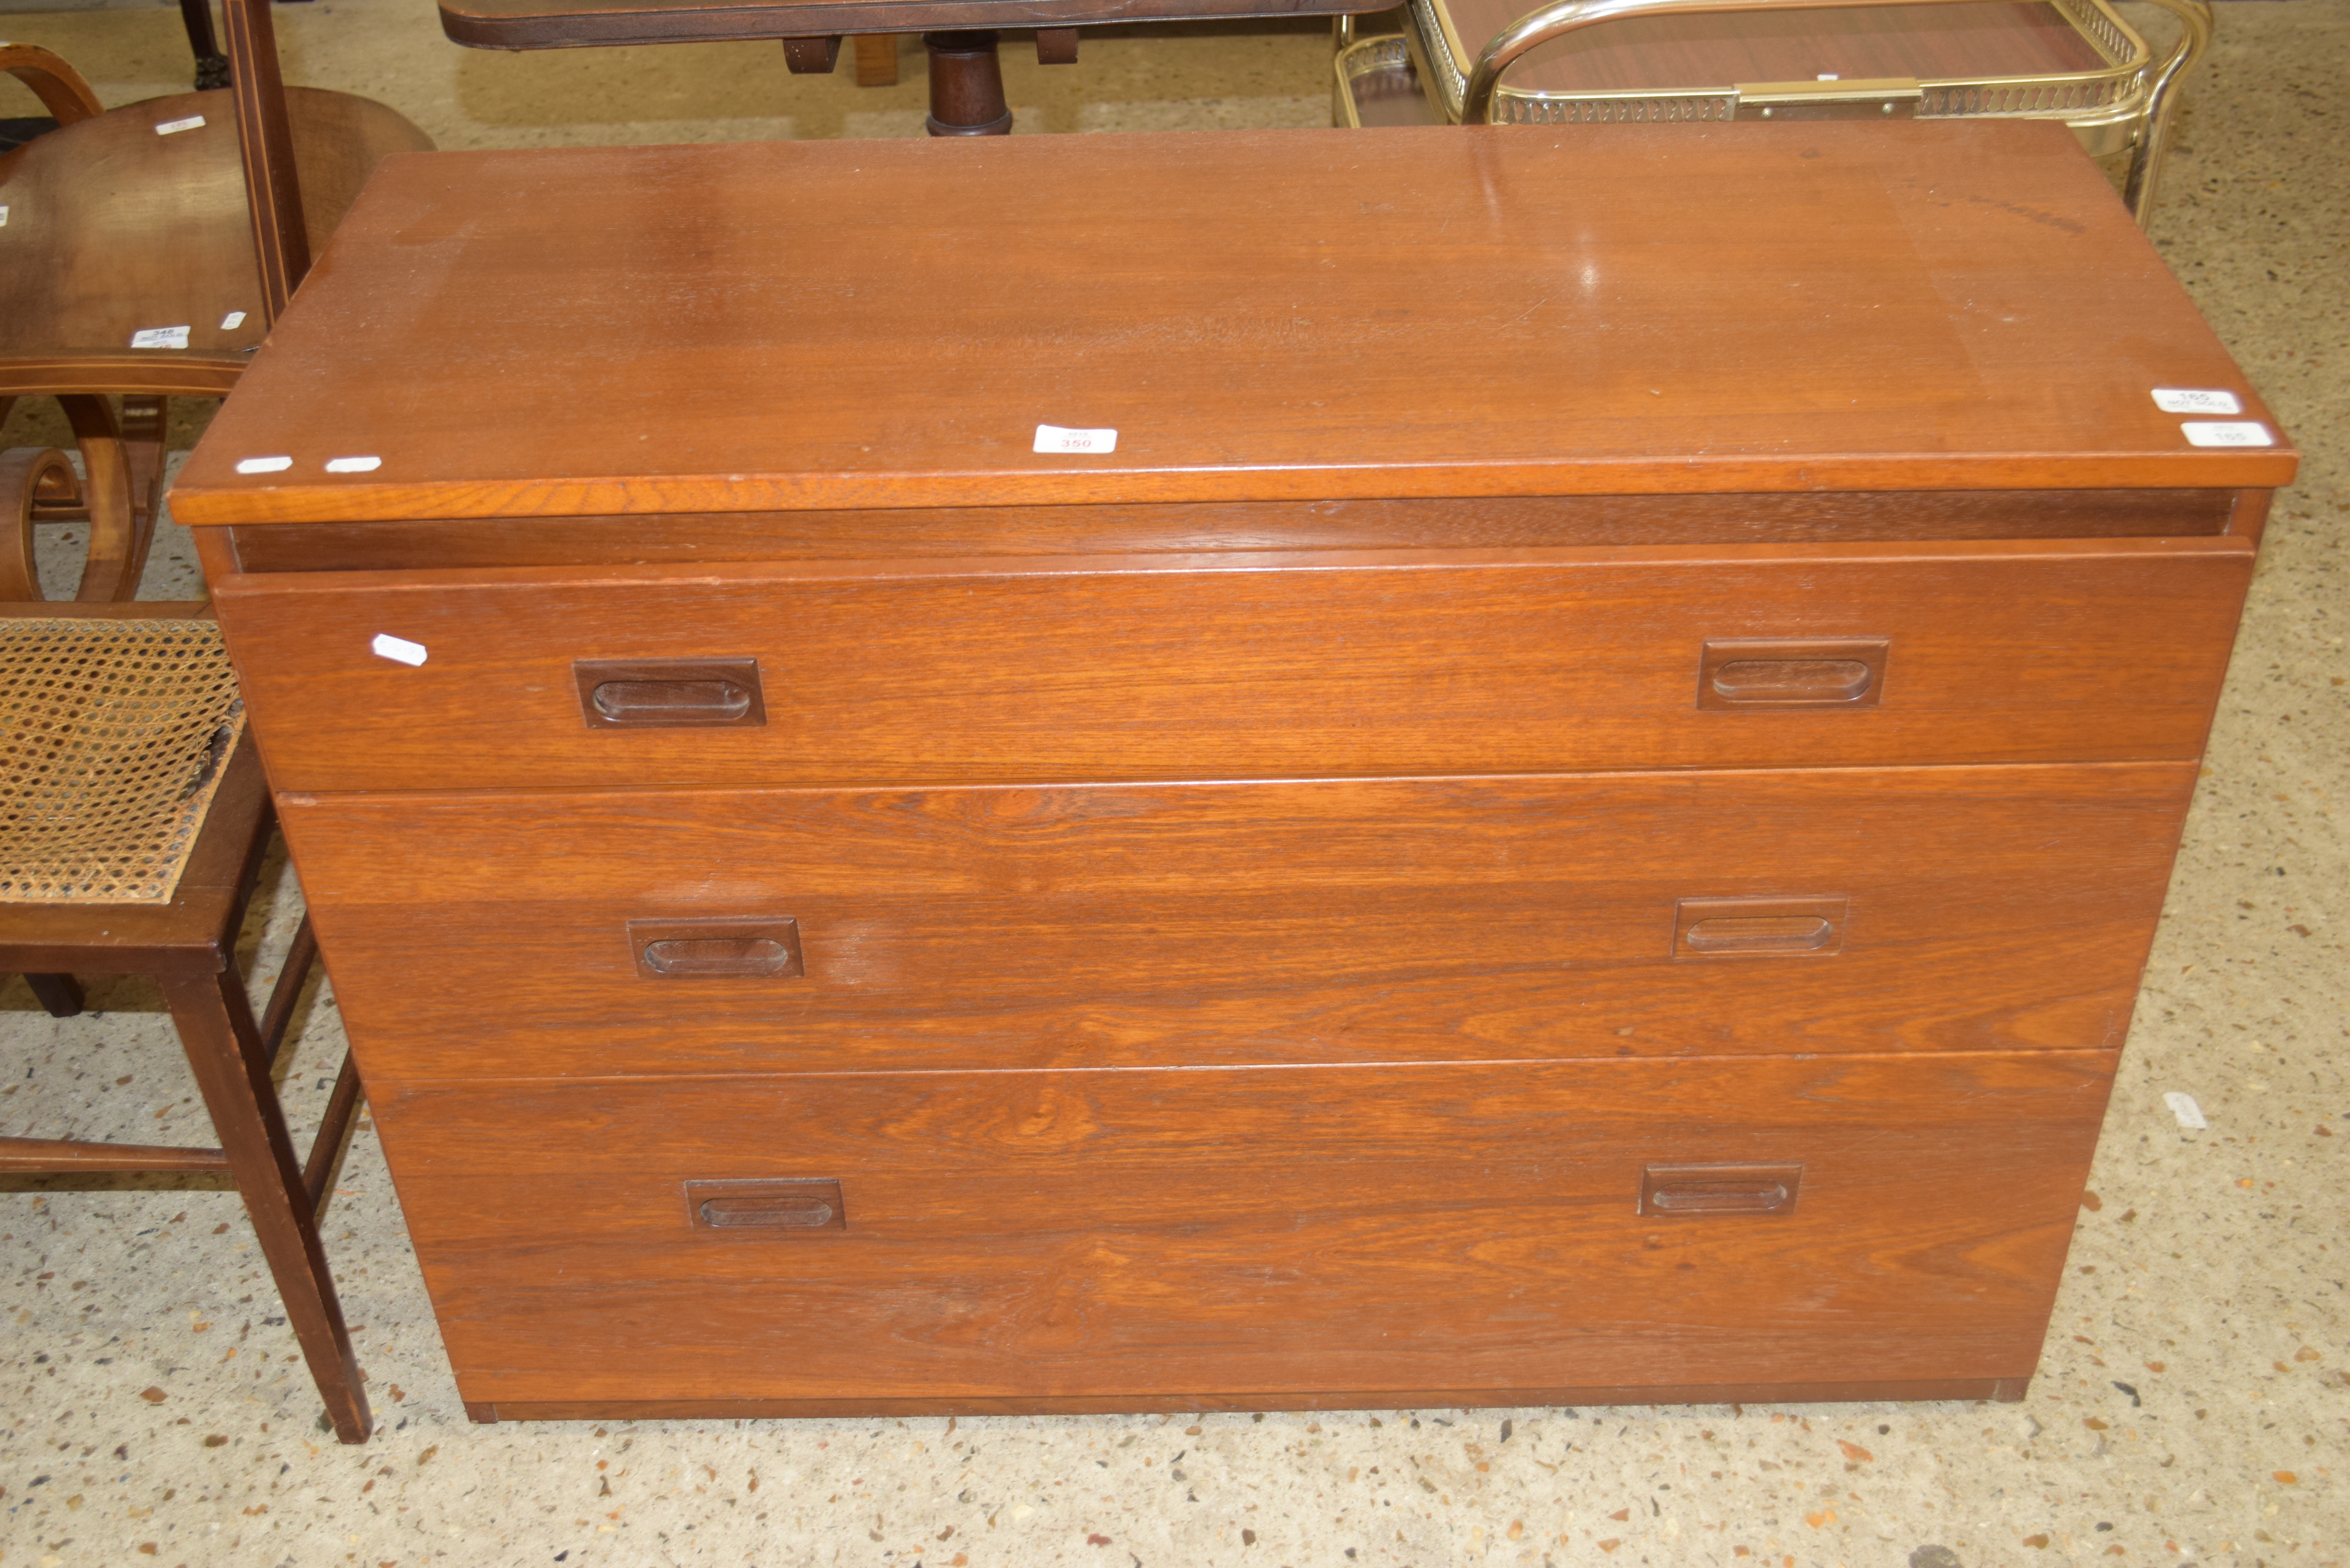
[0,206,9,228]
[370,633,429,666]
[325,455,383,474]
[235,455,292,475]
[154,114,205,135]
[2162,1091,2208,1131]
[2181,421,2274,448]
[2152,387,2242,416]
[130,326,189,350]
[220,310,247,330]
[1034,424,1117,455]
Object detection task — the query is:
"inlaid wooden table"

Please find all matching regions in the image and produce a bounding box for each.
[172,122,2294,1421]
[439,0,1356,135]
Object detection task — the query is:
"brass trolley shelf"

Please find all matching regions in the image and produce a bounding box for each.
[1334,0,2209,223]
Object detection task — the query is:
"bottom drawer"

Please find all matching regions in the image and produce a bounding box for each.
[377,1051,2113,1412]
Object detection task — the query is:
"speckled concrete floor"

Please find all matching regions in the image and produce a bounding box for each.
[3,3,2345,1565]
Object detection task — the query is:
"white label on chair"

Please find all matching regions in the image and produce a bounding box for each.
[235,455,293,474]
[130,326,190,350]
[2153,388,2243,415]
[2163,1091,2208,1130]
[1033,424,1118,455]
[220,310,247,331]
[370,633,429,667]
[325,455,383,474]
[0,206,9,228]
[2181,421,2274,448]
[154,114,206,135]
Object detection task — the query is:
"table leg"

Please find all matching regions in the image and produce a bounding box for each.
[923,30,1011,136]
[178,0,231,88]
[854,33,900,86]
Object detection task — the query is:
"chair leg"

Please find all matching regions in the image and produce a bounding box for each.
[23,973,86,1018]
[57,395,157,603]
[178,0,232,88]
[303,1050,366,1215]
[119,395,170,566]
[0,445,81,601]
[162,967,372,1443]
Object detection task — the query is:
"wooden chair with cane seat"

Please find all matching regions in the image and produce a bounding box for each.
[1,6,431,601]
[0,0,427,1444]
[0,589,371,1443]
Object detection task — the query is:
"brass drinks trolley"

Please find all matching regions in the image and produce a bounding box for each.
[1334,0,2210,224]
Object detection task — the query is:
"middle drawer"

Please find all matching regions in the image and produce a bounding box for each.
[216,536,2251,791]
[283,763,2195,1080]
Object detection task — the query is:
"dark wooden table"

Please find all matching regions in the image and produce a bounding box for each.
[439,0,1355,135]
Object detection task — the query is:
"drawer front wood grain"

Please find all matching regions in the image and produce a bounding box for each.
[373,1052,2113,1406]
[216,537,2252,791]
[281,763,2195,1079]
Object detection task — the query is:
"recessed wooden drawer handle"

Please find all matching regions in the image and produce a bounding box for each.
[629,917,804,979]
[576,658,766,728]
[1673,896,1846,959]
[1640,1162,1803,1217]
[1697,638,1888,709]
[594,678,753,722]
[1684,915,1835,953]
[702,1193,833,1228]
[1712,658,1872,704]
[643,937,794,976]
[685,1178,845,1234]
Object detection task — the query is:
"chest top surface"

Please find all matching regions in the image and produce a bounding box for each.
[171,121,2294,529]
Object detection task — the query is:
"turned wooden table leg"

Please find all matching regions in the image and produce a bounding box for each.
[923,30,1011,136]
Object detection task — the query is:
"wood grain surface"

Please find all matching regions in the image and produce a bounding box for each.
[282,762,2193,1078]
[372,1050,2113,1404]
[214,486,2248,572]
[0,86,429,372]
[216,537,2250,791]
[169,122,2296,527]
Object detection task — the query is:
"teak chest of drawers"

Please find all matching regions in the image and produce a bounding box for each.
[173,122,2296,1421]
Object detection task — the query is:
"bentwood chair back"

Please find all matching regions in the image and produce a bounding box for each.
[0,1,430,598]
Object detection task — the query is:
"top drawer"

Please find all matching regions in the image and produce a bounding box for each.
[213,536,2252,793]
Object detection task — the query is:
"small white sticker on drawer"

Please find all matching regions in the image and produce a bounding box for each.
[325,455,383,474]
[2181,421,2274,448]
[2152,387,2242,415]
[220,310,247,330]
[234,455,292,475]
[1034,424,1117,455]
[130,326,190,350]
[371,633,429,666]
[2163,1091,2208,1130]
[154,114,206,135]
